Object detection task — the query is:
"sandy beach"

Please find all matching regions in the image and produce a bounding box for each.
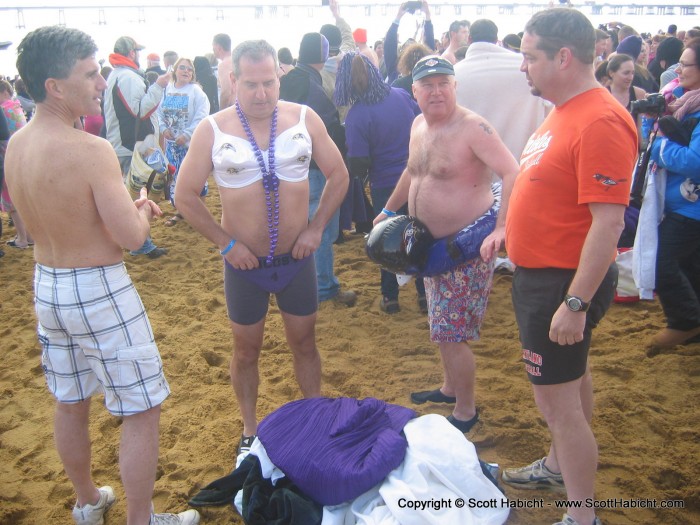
[0,183,698,525]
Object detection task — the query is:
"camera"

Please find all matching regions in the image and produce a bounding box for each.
[630,93,666,116]
[404,1,423,14]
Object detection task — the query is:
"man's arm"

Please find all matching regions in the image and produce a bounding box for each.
[292,108,349,260]
[136,74,169,120]
[384,4,407,83]
[373,167,412,226]
[91,140,160,250]
[421,1,436,50]
[329,0,355,54]
[467,116,519,261]
[549,202,626,345]
[373,117,421,224]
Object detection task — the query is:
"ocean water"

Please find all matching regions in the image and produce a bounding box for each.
[1,2,698,77]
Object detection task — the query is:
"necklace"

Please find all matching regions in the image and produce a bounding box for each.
[235,100,279,265]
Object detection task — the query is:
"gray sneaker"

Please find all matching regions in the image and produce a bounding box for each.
[553,513,602,525]
[501,456,565,491]
[72,486,116,525]
[151,509,200,525]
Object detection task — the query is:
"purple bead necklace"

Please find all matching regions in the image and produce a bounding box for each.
[235,100,279,265]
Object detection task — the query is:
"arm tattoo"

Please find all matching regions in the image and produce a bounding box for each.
[479,122,493,135]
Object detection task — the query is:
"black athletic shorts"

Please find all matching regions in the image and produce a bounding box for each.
[512,264,617,385]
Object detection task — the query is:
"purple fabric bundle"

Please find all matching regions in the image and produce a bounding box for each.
[257,397,416,506]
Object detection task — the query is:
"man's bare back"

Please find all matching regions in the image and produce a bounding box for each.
[406,107,510,239]
[6,104,155,268]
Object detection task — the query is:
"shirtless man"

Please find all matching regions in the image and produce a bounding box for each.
[375,55,518,432]
[175,40,348,452]
[5,27,198,525]
[213,33,234,109]
[441,19,470,64]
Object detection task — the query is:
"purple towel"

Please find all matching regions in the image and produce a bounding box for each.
[257,397,415,506]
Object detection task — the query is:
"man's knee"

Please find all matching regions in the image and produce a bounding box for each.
[122,404,162,425]
[231,322,264,365]
[291,340,319,362]
[532,381,584,425]
[56,399,91,418]
[438,341,471,356]
[231,343,261,367]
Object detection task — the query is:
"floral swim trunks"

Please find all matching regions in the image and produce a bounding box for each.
[424,256,495,342]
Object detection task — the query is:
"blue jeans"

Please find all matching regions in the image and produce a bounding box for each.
[371,185,425,301]
[655,212,700,330]
[120,155,158,256]
[308,168,340,301]
[130,236,157,255]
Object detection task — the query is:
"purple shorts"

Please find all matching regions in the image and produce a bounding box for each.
[424,256,495,342]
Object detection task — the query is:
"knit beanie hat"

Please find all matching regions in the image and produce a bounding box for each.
[656,37,683,66]
[298,32,329,65]
[616,35,643,61]
[320,24,342,53]
[353,28,368,44]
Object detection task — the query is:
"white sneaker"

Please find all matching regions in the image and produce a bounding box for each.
[553,513,603,525]
[72,486,116,525]
[151,509,200,525]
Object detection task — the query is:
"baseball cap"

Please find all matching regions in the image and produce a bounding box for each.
[114,36,145,56]
[412,55,455,81]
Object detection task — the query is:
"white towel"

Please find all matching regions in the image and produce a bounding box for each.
[633,160,667,300]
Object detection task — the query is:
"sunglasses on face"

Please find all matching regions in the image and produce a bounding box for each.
[178,65,194,72]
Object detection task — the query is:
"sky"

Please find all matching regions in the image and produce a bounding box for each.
[1,1,697,76]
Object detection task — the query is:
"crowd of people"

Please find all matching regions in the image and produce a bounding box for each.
[1,0,698,524]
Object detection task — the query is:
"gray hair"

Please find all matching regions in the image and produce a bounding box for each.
[232,40,278,77]
[17,26,97,103]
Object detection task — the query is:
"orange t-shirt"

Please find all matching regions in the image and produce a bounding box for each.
[505,88,637,269]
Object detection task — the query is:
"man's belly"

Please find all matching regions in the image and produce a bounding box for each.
[410,182,495,239]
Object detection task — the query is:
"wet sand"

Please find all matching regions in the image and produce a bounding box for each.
[0,185,698,524]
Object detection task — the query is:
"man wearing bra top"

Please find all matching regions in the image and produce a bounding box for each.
[175,40,349,453]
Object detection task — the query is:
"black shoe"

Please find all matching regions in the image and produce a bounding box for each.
[238,434,256,455]
[379,296,400,314]
[417,295,428,314]
[447,410,479,433]
[410,389,456,404]
[146,247,168,259]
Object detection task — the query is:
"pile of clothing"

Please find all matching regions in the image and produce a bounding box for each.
[189,397,509,525]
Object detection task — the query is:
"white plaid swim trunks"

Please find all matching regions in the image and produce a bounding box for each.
[34,262,170,416]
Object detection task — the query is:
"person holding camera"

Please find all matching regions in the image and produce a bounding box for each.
[647,37,700,349]
[605,53,647,149]
[384,1,436,87]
